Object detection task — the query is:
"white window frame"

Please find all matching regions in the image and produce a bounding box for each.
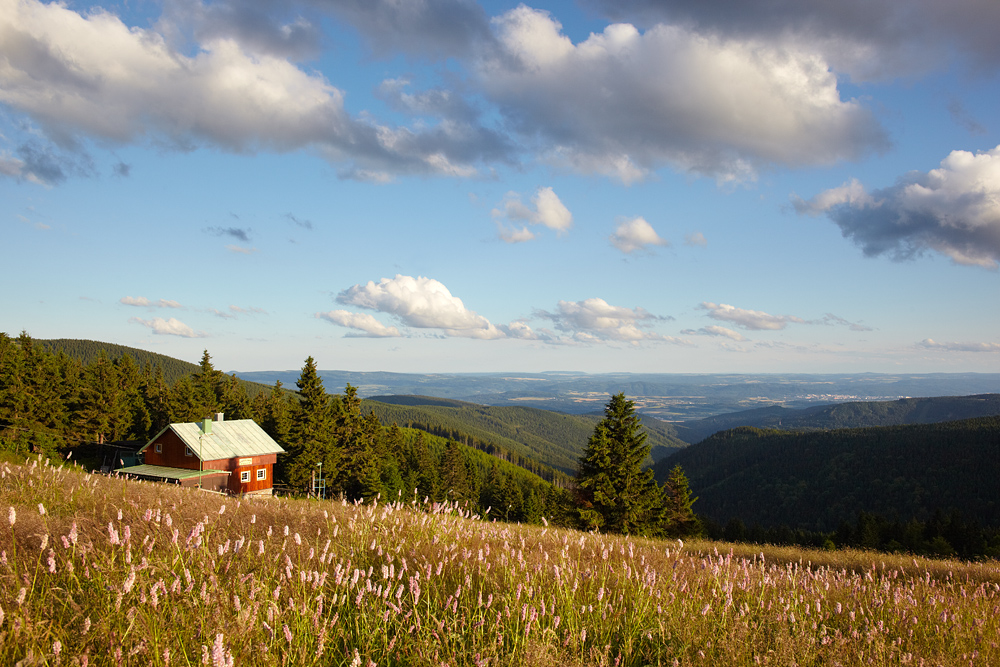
[240,470,251,483]
[155,443,162,453]
[256,468,266,481]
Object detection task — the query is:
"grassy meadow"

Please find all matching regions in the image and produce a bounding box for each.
[1,455,998,666]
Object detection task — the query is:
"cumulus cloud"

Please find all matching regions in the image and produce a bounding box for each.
[699,302,803,330]
[536,298,683,344]
[162,0,324,61]
[796,145,1000,269]
[0,0,507,181]
[479,6,887,183]
[610,216,668,254]
[317,310,402,338]
[120,296,182,308]
[128,316,205,338]
[493,187,573,242]
[586,0,1000,81]
[496,224,535,244]
[684,232,707,247]
[919,338,1000,353]
[336,274,504,339]
[682,325,747,341]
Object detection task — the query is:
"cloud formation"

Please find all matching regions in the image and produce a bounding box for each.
[700,302,802,330]
[587,0,1000,81]
[336,274,504,339]
[480,6,887,183]
[682,325,747,341]
[317,310,402,338]
[493,187,573,243]
[536,298,682,343]
[206,227,251,242]
[128,316,205,338]
[919,339,1000,353]
[120,296,182,308]
[610,216,668,254]
[796,145,1000,269]
[0,0,508,182]
[684,232,707,247]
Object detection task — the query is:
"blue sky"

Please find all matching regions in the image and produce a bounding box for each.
[2,0,999,374]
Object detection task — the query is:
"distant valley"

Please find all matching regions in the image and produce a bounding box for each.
[234,369,1000,422]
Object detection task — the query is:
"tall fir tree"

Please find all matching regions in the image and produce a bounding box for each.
[281,356,336,492]
[662,464,700,537]
[575,392,664,535]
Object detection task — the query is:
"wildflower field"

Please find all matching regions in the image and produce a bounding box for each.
[1,456,999,666]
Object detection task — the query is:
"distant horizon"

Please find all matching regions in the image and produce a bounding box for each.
[18,330,1000,378]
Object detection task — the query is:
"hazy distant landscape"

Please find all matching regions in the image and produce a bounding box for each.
[234,369,1000,421]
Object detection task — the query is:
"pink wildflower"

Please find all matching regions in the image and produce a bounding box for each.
[7,507,14,526]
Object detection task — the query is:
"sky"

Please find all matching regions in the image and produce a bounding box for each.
[2,0,999,374]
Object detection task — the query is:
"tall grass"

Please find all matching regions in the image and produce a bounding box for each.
[1,455,998,666]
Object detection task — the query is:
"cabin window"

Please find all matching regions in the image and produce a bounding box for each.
[256,468,266,481]
[155,443,162,453]
[184,446,193,457]
[240,470,251,483]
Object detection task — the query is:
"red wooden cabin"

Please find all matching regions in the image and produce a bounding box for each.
[117,415,285,495]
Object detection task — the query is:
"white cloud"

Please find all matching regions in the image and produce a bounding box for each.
[480,6,887,182]
[0,0,508,182]
[536,297,683,343]
[683,325,747,341]
[336,274,504,339]
[128,316,205,338]
[699,302,802,330]
[495,224,536,244]
[493,187,572,242]
[317,310,402,338]
[920,339,1000,353]
[797,146,1000,269]
[683,232,707,247]
[120,296,181,308]
[610,216,668,254]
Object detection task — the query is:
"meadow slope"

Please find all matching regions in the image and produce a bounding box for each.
[1,456,998,666]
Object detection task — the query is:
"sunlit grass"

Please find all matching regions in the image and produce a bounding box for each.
[2,455,998,666]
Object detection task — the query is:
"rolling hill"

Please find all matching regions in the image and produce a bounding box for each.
[362,395,687,477]
[38,338,276,398]
[673,394,1000,443]
[654,416,1000,532]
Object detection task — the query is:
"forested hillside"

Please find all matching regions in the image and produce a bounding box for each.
[655,417,1000,533]
[363,394,686,476]
[0,332,576,526]
[39,338,274,397]
[675,394,1000,443]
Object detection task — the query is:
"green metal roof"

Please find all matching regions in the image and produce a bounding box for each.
[140,418,286,462]
[115,464,229,481]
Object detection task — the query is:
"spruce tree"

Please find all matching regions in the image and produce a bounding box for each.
[575,392,664,535]
[282,357,336,491]
[662,464,700,537]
